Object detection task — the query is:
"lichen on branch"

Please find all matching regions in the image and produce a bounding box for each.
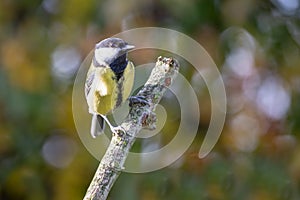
[84,56,179,200]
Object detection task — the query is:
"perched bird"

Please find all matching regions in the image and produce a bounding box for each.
[85,38,135,138]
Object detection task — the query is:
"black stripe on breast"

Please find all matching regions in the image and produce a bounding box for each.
[110,54,127,81]
[111,55,128,107]
[115,76,124,108]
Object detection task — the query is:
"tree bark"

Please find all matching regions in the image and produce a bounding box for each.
[83,56,179,200]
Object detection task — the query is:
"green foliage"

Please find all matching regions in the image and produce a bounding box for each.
[1,0,300,199]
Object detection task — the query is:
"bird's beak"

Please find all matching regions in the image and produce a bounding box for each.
[124,44,135,51]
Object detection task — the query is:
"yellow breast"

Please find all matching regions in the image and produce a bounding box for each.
[87,61,135,115]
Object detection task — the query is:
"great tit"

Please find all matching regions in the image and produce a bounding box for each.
[85,38,135,138]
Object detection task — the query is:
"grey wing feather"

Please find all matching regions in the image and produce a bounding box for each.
[85,71,95,97]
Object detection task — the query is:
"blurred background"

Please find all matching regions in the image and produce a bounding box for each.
[1,0,300,199]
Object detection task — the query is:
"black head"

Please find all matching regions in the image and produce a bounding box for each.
[94,38,134,80]
[94,38,134,66]
[96,38,133,49]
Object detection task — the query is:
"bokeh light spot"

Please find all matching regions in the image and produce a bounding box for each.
[256,77,290,120]
[51,45,81,81]
[42,135,77,168]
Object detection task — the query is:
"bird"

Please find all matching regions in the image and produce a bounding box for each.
[85,37,135,138]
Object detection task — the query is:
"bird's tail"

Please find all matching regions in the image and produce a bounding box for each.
[90,114,105,138]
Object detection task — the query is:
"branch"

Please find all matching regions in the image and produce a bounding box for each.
[83,56,180,200]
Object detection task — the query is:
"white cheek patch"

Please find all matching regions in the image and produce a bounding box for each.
[95,48,118,64]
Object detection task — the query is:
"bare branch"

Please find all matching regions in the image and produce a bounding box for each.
[83,56,179,200]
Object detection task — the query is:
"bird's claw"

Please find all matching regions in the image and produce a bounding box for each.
[111,126,126,136]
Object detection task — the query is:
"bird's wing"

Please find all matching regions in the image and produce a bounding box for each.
[85,62,113,97]
[85,62,118,114]
[85,67,95,98]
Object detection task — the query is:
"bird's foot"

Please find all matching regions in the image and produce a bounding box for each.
[110,126,126,136]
